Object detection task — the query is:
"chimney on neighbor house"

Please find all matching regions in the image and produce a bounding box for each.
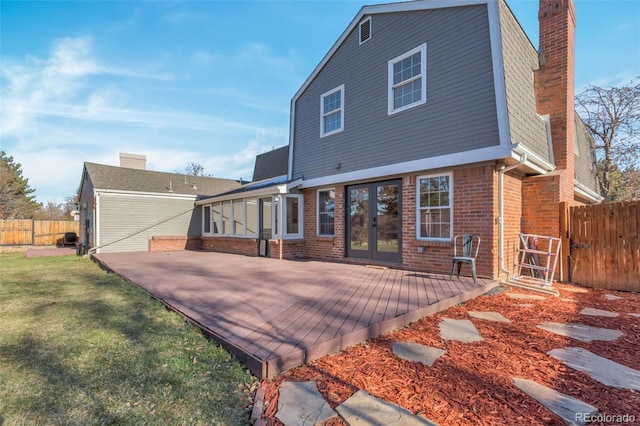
[535,0,576,202]
[119,152,147,170]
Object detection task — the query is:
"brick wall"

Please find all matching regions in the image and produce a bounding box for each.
[268,239,305,260]
[302,165,506,279]
[302,187,345,259]
[201,236,258,256]
[403,166,497,277]
[501,171,523,278]
[149,236,202,252]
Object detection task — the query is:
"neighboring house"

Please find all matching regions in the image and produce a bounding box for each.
[78,153,241,254]
[196,0,600,281]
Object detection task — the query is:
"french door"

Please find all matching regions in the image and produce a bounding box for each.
[346,180,402,263]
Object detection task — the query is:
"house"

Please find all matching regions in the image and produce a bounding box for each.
[78,153,241,254]
[197,0,600,281]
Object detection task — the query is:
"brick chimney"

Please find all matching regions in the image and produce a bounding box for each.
[534,0,576,203]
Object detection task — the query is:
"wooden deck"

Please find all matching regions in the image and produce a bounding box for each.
[94,251,499,378]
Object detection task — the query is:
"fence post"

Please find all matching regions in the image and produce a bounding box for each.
[558,202,570,282]
[31,218,35,245]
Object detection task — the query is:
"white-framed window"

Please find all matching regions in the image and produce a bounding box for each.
[359,16,371,44]
[245,199,258,236]
[417,173,452,241]
[388,43,427,115]
[320,84,344,137]
[317,188,335,236]
[221,201,232,235]
[279,194,303,239]
[203,205,212,234]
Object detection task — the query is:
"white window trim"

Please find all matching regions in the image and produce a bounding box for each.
[359,16,372,45]
[320,84,345,137]
[316,188,335,237]
[416,172,453,242]
[284,194,304,239]
[388,43,427,115]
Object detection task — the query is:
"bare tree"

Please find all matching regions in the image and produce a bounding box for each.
[575,77,640,202]
[182,162,208,177]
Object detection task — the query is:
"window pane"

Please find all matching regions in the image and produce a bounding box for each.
[324,111,341,133]
[246,199,258,235]
[286,197,299,235]
[318,190,335,236]
[212,204,221,234]
[222,202,232,235]
[418,175,451,239]
[233,199,243,235]
[203,206,211,233]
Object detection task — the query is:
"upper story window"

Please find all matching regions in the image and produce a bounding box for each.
[359,16,371,44]
[417,173,452,241]
[388,44,427,115]
[320,84,344,137]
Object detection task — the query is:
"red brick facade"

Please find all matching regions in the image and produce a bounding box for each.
[300,164,524,280]
[149,236,201,252]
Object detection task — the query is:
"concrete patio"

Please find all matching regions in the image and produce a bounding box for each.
[93,250,498,378]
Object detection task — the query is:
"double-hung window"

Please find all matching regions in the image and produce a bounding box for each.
[320,84,344,137]
[317,189,335,236]
[388,44,427,115]
[417,173,452,241]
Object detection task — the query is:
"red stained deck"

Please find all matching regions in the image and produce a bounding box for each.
[94,251,498,378]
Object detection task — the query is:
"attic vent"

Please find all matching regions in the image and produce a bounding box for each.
[359,17,371,44]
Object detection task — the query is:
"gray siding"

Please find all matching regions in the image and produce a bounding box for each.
[97,193,198,253]
[292,5,500,180]
[574,113,599,194]
[498,0,550,161]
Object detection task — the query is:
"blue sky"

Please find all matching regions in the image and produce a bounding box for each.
[1,0,639,205]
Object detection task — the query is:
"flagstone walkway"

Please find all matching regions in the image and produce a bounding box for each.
[267,289,640,426]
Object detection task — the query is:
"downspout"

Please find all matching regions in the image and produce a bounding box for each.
[498,154,526,276]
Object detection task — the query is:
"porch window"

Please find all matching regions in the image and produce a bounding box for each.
[245,199,258,236]
[222,201,232,235]
[212,203,221,234]
[203,205,211,234]
[417,173,452,241]
[233,199,244,235]
[283,194,303,239]
[317,189,335,236]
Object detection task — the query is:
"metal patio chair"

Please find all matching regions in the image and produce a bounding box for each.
[450,234,481,284]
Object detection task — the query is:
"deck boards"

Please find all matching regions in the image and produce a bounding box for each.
[94,251,498,378]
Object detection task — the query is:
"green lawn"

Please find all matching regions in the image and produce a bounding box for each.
[0,253,257,425]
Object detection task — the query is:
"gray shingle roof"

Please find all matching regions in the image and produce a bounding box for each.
[83,162,242,198]
[252,145,289,181]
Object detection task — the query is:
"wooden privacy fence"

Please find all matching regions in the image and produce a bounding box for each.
[560,200,640,292]
[0,219,80,246]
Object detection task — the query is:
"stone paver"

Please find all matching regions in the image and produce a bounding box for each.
[629,313,640,318]
[536,322,623,342]
[560,298,576,303]
[276,381,336,426]
[506,293,546,301]
[512,378,598,425]
[604,294,624,300]
[439,318,484,342]
[517,303,535,307]
[548,347,640,390]
[392,343,446,367]
[579,307,619,318]
[336,390,438,426]
[468,311,510,323]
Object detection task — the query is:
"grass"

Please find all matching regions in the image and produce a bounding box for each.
[0,253,257,425]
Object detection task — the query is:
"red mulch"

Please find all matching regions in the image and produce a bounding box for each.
[258,284,640,425]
